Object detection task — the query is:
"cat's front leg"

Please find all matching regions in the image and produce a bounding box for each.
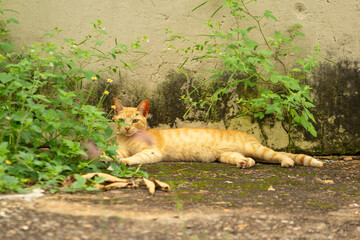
[120,148,163,165]
[100,148,129,162]
[218,152,256,168]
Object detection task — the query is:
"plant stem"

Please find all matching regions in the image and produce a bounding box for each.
[240,0,288,75]
[287,111,293,153]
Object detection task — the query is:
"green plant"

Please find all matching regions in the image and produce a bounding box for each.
[63,174,106,192]
[0,7,148,193]
[0,1,19,39]
[166,0,329,150]
[109,162,149,179]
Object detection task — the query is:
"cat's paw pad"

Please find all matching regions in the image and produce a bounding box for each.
[281,158,295,167]
[237,158,255,169]
[119,159,131,166]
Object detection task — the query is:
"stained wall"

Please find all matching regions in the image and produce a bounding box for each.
[4,0,360,154]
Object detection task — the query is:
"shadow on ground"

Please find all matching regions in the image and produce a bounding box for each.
[1,158,360,240]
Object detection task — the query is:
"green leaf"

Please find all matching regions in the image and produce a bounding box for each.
[243,37,259,49]
[6,18,19,24]
[254,112,265,119]
[82,70,96,81]
[0,142,9,155]
[264,10,278,21]
[256,49,273,57]
[270,72,281,83]
[309,128,317,137]
[32,94,51,103]
[296,58,305,65]
[93,176,106,184]
[104,125,113,138]
[0,73,13,83]
[0,42,17,52]
[91,40,104,46]
[43,32,55,37]
[72,175,86,189]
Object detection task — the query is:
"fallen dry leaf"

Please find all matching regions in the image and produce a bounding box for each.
[81,173,129,183]
[154,179,171,192]
[63,173,170,195]
[103,182,131,190]
[143,177,156,195]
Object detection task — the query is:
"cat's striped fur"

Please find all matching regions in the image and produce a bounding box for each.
[112,98,323,168]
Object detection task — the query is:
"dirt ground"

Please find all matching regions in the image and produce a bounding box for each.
[1,157,360,240]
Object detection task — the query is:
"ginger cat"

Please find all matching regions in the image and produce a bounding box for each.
[111,98,323,168]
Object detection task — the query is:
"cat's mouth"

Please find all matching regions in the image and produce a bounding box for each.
[123,131,134,137]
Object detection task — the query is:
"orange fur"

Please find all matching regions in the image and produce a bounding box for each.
[111,98,323,168]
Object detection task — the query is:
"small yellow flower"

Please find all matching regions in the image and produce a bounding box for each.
[107,78,113,83]
[92,76,97,81]
[104,90,109,95]
[5,160,11,165]
[111,105,116,109]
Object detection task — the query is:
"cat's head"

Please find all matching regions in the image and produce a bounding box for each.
[113,98,149,137]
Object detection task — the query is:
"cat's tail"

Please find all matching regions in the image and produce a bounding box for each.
[279,152,323,167]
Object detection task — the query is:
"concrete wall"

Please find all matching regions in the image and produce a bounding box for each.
[4,0,360,155]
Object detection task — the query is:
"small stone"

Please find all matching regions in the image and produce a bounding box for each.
[237,224,248,230]
[343,156,353,161]
[268,186,276,191]
[224,226,233,232]
[20,225,29,230]
[315,178,334,184]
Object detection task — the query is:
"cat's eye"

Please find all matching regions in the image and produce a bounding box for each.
[116,118,125,126]
[132,119,139,124]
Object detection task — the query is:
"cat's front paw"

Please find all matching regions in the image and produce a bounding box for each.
[281,158,295,167]
[119,158,132,166]
[119,158,140,166]
[237,158,256,169]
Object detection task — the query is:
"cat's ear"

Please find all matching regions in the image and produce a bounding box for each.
[113,98,124,115]
[137,99,149,117]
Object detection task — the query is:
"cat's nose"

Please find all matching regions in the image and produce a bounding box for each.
[125,127,130,132]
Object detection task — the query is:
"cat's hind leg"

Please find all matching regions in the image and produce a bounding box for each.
[218,152,256,168]
[279,152,323,167]
[246,143,295,167]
